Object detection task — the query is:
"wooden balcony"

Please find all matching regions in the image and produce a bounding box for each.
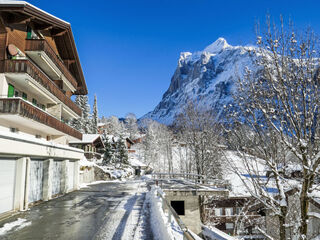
[25,39,78,90]
[0,98,82,140]
[1,59,81,116]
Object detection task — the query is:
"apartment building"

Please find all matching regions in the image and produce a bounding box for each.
[0,1,87,218]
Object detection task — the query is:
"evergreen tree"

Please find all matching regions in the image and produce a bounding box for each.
[115,137,128,165]
[103,140,115,165]
[70,95,92,134]
[92,94,98,134]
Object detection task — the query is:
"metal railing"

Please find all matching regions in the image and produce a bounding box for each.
[151,172,229,188]
[155,188,198,240]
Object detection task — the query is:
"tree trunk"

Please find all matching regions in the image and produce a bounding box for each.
[300,179,309,239]
[199,195,206,223]
[279,206,287,240]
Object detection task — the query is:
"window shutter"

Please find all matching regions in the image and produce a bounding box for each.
[8,84,14,97]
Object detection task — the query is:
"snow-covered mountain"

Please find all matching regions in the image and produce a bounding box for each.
[142,38,257,125]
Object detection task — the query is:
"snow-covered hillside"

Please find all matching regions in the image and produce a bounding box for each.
[142,38,257,124]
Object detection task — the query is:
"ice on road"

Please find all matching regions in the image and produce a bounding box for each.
[0,179,153,240]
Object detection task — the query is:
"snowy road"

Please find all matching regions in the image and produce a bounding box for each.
[0,179,153,240]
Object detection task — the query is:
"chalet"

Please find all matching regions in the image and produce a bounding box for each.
[0,1,87,218]
[125,137,134,149]
[69,134,105,161]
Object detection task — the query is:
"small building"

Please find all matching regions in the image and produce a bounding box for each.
[69,134,105,161]
[125,137,134,149]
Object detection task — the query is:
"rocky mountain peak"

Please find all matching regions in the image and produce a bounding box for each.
[141,38,258,125]
[203,37,231,54]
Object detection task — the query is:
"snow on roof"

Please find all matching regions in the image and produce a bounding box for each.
[70,134,102,144]
[0,130,83,153]
[79,155,95,167]
[97,122,105,127]
[223,151,269,197]
[129,157,147,167]
[0,1,70,25]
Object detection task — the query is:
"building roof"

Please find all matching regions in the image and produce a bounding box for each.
[0,1,88,94]
[70,134,104,148]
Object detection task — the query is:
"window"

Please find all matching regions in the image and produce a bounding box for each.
[8,84,14,97]
[225,208,233,216]
[170,201,185,215]
[214,208,223,216]
[22,92,27,100]
[236,207,242,215]
[226,223,234,230]
[14,91,19,97]
[32,98,37,106]
[10,127,19,133]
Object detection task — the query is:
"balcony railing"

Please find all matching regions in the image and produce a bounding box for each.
[2,59,81,116]
[25,39,78,89]
[0,98,82,140]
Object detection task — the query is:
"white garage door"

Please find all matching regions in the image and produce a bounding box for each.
[67,161,75,191]
[0,159,16,214]
[28,160,44,203]
[52,161,62,195]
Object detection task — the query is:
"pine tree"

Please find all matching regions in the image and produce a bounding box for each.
[92,94,98,134]
[115,137,128,165]
[70,95,92,134]
[103,140,115,165]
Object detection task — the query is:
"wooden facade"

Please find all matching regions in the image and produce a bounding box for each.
[2,59,81,116]
[0,98,82,139]
[0,2,88,141]
[0,2,87,94]
[25,39,78,89]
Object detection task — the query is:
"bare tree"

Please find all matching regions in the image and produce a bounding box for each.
[230,16,320,239]
[142,119,174,172]
[125,113,139,139]
[175,102,223,179]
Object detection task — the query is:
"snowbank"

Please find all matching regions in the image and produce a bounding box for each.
[98,165,134,179]
[0,218,31,236]
[79,156,95,168]
[146,186,184,240]
[202,225,237,240]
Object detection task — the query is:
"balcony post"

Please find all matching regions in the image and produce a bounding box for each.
[60,160,69,194]
[43,158,53,201]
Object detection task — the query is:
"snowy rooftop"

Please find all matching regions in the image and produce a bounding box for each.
[129,157,147,167]
[70,134,102,144]
[148,178,229,196]
[0,1,70,24]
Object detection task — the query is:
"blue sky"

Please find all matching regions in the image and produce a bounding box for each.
[27,0,320,118]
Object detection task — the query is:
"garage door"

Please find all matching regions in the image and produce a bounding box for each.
[28,160,44,203]
[67,161,75,191]
[52,161,62,195]
[0,159,16,214]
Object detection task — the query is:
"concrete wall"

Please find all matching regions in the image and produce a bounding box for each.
[165,194,202,234]
[79,167,95,185]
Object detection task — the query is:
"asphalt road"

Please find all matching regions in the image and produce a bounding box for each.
[0,179,153,240]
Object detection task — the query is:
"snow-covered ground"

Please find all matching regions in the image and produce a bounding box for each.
[202,225,237,240]
[0,218,31,236]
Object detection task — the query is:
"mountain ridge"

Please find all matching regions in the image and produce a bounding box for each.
[141,38,257,125]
